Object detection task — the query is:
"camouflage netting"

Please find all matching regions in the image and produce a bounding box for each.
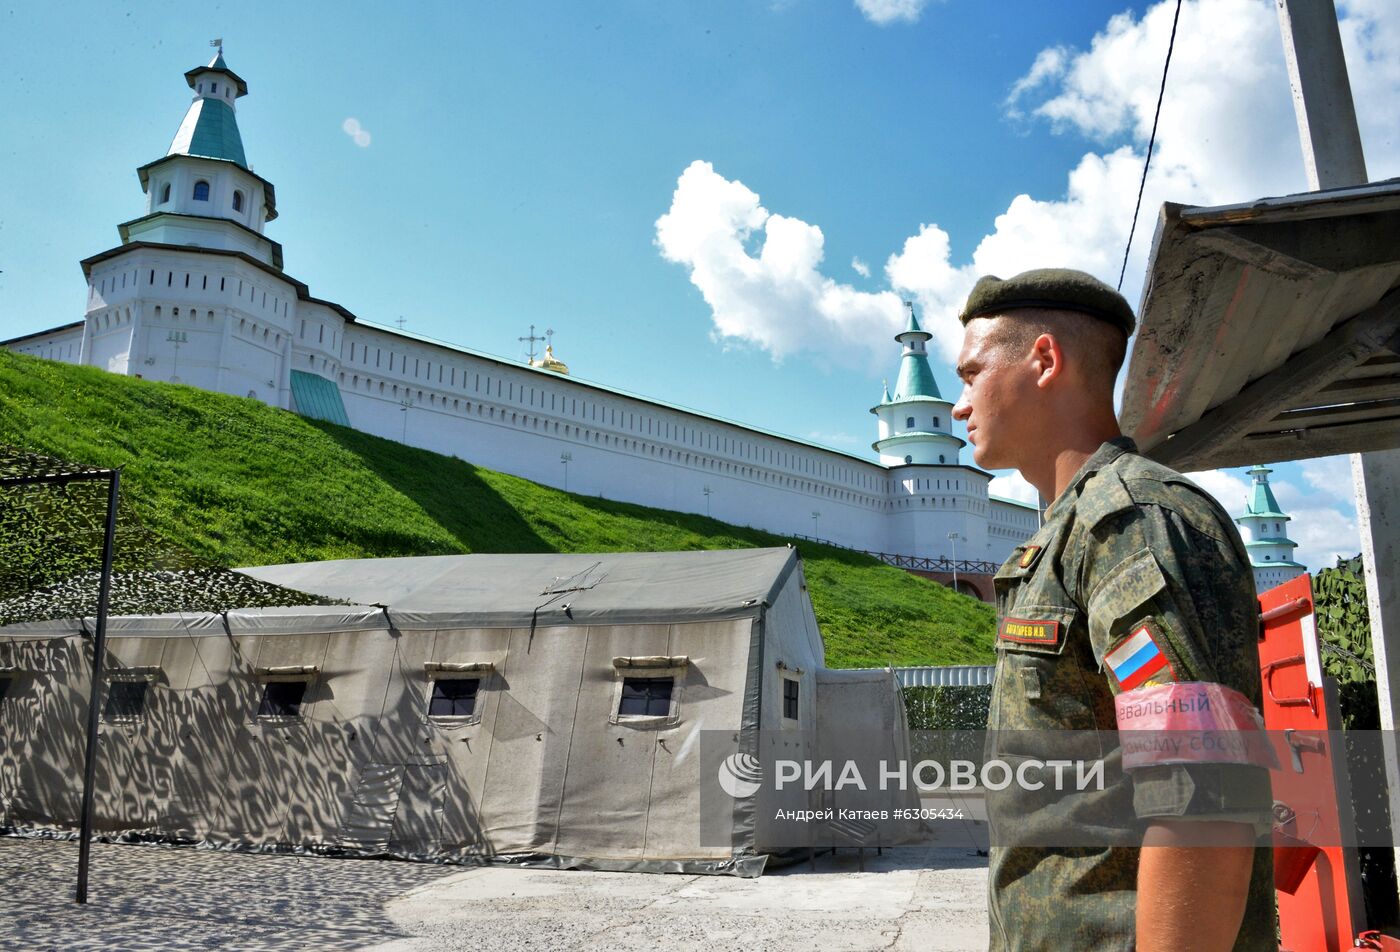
[0,446,347,626]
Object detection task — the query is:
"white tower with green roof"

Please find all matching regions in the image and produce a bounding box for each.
[871,303,995,576]
[1236,465,1307,591]
[871,302,965,466]
[67,47,350,413]
[125,48,282,267]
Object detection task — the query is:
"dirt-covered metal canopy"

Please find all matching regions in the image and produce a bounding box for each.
[1121,179,1400,471]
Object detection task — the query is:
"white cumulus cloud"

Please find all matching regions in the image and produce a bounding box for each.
[656,1,1400,382]
[342,117,372,148]
[851,257,871,278]
[855,0,930,26]
[1183,468,1253,514]
[655,160,903,363]
[989,471,1040,507]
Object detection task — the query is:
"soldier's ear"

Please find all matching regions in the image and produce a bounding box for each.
[1031,332,1063,389]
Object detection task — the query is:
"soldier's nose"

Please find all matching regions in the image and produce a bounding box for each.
[952,391,971,420]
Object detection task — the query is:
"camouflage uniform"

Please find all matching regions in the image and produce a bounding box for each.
[985,436,1275,950]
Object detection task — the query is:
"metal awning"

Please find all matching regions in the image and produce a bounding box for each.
[1121,178,1400,471]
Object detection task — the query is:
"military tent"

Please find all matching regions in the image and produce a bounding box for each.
[0,547,912,876]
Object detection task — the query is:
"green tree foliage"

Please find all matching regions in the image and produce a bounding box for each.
[1312,555,1378,730]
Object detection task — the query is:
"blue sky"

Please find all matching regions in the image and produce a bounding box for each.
[4,0,1398,571]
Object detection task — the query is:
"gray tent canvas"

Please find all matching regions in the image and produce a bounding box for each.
[0,548,912,876]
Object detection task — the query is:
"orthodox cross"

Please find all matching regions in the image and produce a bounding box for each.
[519,324,552,361]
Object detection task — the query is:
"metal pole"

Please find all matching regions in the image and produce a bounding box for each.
[1275,0,1400,903]
[1276,0,1368,191]
[75,469,119,904]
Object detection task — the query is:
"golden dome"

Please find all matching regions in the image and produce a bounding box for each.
[530,343,570,375]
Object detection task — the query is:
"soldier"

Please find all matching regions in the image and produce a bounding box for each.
[951,269,1275,951]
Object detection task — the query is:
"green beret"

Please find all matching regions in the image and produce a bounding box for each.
[958,268,1135,337]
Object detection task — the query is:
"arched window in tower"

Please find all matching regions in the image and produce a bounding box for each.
[160,183,171,204]
[232,190,244,212]
[905,416,915,429]
[939,455,945,464]
[933,416,940,428]
[193,180,210,202]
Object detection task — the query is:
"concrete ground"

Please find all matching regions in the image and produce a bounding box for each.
[0,837,990,951]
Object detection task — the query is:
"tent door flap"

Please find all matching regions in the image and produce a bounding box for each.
[389,763,446,856]
[336,764,405,852]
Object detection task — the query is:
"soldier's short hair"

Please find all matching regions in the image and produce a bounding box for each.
[981,307,1128,391]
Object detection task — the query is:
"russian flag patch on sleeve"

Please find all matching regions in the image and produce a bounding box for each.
[1104,619,1177,691]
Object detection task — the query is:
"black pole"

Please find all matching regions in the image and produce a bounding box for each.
[75,470,119,904]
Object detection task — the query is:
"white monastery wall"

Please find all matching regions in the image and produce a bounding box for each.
[4,51,1040,570]
[11,302,1037,563]
[10,324,83,364]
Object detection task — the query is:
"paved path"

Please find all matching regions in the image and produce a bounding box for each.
[0,838,989,951]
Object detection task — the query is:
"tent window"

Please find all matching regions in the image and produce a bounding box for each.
[104,681,148,719]
[619,677,672,717]
[782,677,799,720]
[429,678,479,717]
[258,681,307,718]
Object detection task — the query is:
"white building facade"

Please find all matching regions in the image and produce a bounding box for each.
[6,52,1039,569]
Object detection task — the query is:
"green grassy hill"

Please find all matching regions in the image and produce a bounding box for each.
[0,350,995,667]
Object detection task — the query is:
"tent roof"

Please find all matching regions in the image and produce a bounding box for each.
[237,547,800,628]
[1120,178,1400,471]
[0,548,802,638]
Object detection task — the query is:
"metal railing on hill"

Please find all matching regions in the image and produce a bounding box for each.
[790,534,1000,575]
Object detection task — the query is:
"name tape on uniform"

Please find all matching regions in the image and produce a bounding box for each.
[999,617,1061,647]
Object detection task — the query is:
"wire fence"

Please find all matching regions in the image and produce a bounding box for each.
[789,533,1000,575]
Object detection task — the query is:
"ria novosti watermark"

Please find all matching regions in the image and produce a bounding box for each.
[759,756,1104,796]
[697,729,1400,851]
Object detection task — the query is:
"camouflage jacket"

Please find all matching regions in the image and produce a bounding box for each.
[985,437,1275,951]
